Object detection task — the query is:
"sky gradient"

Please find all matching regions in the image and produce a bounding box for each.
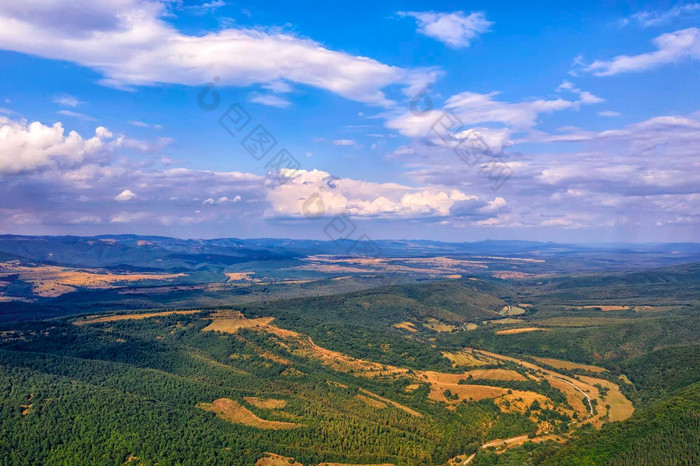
[0,0,698,242]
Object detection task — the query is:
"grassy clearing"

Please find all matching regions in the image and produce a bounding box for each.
[533,357,607,373]
[393,321,418,333]
[443,351,488,367]
[244,397,288,409]
[197,398,300,430]
[533,317,635,327]
[74,310,201,325]
[422,318,457,333]
[496,327,549,335]
[202,311,300,339]
[256,453,302,465]
[355,394,387,409]
[358,388,422,417]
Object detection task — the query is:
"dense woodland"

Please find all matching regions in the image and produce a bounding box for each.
[0,261,698,465]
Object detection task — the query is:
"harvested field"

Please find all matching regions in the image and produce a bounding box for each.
[197,398,299,429]
[496,327,549,335]
[75,310,201,325]
[244,397,288,409]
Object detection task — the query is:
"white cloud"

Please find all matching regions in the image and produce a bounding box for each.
[128,120,163,129]
[110,211,150,223]
[332,139,355,146]
[0,0,429,105]
[556,80,605,104]
[52,94,82,108]
[248,92,291,108]
[398,11,492,48]
[261,80,293,93]
[386,89,597,141]
[586,28,700,76]
[621,4,700,28]
[598,110,621,117]
[56,110,96,121]
[115,189,137,201]
[265,168,494,219]
[0,117,112,174]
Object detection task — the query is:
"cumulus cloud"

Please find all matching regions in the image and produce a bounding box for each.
[0,0,430,105]
[398,11,492,48]
[0,117,113,174]
[264,168,500,219]
[115,189,137,201]
[585,28,700,76]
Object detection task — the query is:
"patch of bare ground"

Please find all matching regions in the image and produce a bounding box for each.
[20,394,33,416]
[256,453,302,466]
[197,398,300,430]
[496,327,549,335]
[244,397,287,409]
[74,310,201,325]
[404,383,421,393]
[393,321,418,332]
[280,367,306,377]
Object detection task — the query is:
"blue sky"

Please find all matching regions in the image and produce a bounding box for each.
[0,1,698,242]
